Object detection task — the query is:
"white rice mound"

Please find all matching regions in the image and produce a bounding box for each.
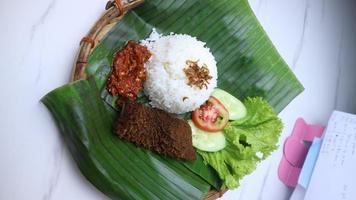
[141,30,217,114]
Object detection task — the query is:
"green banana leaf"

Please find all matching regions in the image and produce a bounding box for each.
[42,0,304,199]
[42,78,213,200]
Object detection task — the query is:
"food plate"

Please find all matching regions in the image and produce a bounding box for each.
[42,0,304,199]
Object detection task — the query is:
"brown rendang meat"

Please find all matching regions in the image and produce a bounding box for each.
[114,101,196,161]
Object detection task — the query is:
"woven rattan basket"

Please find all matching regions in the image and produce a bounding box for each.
[72,0,227,199]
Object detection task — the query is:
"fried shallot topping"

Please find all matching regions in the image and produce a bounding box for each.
[183,60,212,90]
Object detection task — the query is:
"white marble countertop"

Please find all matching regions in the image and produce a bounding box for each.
[1,0,355,199]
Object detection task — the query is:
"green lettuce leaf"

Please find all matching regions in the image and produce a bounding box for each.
[198,97,283,189]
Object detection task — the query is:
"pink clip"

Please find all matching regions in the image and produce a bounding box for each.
[278,118,325,187]
[284,137,308,168]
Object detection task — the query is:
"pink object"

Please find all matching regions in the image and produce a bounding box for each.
[284,138,308,168]
[278,118,325,187]
[278,156,302,187]
[291,118,324,142]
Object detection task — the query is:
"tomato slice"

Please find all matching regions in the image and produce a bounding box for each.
[192,96,229,132]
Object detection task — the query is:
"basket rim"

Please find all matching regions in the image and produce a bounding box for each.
[71,0,145,81]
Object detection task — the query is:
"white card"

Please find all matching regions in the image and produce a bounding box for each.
[304,111,356,200]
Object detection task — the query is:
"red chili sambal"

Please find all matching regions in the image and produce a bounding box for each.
[106,41,151,100]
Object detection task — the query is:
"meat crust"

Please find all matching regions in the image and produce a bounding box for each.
[114,102,196,161]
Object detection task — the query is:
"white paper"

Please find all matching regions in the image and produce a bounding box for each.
[304,111,356,200]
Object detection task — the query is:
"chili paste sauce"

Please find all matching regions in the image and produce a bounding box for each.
[107,41,151,100]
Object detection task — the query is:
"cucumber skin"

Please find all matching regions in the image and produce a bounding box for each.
[188,121,226,152]
[212,89,247,120]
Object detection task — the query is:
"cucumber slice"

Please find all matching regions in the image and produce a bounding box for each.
[212,88,247,120]
[188,120,226,152]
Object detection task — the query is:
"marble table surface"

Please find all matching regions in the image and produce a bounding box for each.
[1,0,355,199]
